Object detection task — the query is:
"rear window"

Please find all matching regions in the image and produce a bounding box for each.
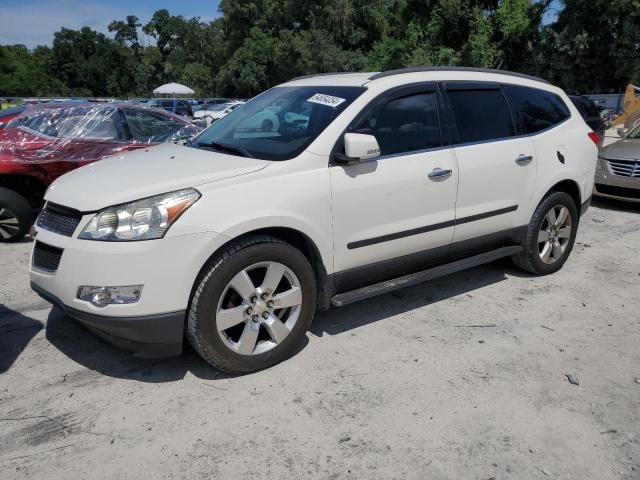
[571,97,599,117]
[447,89,515,143]
[505,85,570,134]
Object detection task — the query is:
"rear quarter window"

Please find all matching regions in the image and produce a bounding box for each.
[504,85,570,134]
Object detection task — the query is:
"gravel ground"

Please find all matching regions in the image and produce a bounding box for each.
[1,197,639,480]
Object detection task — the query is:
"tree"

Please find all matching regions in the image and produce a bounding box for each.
[1,2,638,98]
[540,0,640,92]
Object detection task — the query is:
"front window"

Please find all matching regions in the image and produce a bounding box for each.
[190,86,365,160]
[351,92,441,156]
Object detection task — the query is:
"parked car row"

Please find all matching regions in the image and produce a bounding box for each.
[142,98,248,119]
[194,101,245,125]
[0,102,203,241]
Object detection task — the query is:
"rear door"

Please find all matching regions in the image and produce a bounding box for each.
[444,83,537,250]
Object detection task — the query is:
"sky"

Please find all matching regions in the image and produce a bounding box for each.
[0,0,221,48]
[0,0,563,49]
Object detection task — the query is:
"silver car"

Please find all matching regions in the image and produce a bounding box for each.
[595,125,640,202]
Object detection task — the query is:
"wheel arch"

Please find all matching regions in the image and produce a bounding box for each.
[192,226,333,312]
[532,178,582,215]
[548,179,582,210]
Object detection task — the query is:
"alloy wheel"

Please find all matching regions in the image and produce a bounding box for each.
[216,261,303,355]
[537,205,572,264]
[0,208,20,240]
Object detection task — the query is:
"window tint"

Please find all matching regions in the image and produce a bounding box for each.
[352,93,441,156]
[505,85,570,134]
[571,97,599,117]
[447,89,515,143]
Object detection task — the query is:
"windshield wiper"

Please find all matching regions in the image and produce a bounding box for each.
[196,141,254,158]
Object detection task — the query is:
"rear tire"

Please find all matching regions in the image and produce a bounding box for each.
[0,187,33,242]
[186,235,317,374]
[511,191,579,275]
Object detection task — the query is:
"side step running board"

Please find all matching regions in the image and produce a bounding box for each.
[331,245,523,307]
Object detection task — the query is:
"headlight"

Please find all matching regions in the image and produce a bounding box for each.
[79,188,200,241]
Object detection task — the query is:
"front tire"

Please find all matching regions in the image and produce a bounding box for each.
[0,187,33,242]
[511,191,579,275]
[187,235,317,374]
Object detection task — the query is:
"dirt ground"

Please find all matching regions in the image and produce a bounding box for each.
[1,197,639,480]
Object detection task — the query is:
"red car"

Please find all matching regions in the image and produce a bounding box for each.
[0,103,203,242]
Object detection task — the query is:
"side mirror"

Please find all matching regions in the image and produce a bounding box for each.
[333,133,381,165]
[617,127,628,137]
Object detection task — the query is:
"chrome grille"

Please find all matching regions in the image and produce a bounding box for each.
[37,203,83,237]
[607,159,640,178]
[32,241,63,272]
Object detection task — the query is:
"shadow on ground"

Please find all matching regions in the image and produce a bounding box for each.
[44,306,240,383]
[310,260,510,337]
[43,259,512,382]
[0,306,44,373]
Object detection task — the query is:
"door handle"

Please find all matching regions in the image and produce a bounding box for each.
[428,168,453,180]
[515,154,534,165]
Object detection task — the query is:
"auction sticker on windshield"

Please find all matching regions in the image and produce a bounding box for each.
[307,93,346,108]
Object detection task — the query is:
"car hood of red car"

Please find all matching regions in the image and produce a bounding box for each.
[46,143,270,211]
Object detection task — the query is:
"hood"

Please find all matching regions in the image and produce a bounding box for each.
[600,138,640,160]
[46,143,269,211]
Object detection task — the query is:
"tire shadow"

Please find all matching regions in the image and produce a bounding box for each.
[45,307,229,383]
[0,306,44,373]
[45,306,309,383]
[310,260,511,337]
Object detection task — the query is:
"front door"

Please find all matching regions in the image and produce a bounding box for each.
[330,85,459,291]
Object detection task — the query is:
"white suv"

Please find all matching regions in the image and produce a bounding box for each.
[31,68,598,373]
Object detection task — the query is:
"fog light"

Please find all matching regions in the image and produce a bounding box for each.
[77,285,143,307]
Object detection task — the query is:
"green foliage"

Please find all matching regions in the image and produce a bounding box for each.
[539,0,640,93]
[0,0,638,98]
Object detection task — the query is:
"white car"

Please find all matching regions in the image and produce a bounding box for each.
[31,68,598,373]
[194,101,244,125]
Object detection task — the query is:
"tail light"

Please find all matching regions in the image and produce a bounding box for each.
[588,131,600,145]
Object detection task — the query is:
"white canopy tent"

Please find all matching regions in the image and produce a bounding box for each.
[153,83,195,96]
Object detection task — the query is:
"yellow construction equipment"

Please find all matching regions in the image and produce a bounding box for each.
[612,84,640,129]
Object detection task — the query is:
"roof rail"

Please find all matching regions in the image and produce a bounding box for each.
[367,67,550,85]
[290,72,356,81]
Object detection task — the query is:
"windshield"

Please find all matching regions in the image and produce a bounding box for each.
[190,86,365,160]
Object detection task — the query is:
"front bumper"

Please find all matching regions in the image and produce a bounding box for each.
[32,282,184,358]
[593,183,640,203]
[594,157,640,203]
[29,224,229,356]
